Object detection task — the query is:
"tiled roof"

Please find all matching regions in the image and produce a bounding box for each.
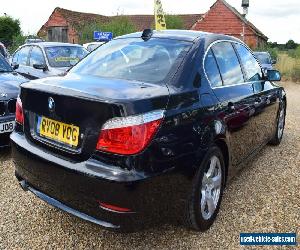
[56,7,110,28]
[47,8,201,31]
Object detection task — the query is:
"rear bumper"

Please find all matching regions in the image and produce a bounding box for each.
[11,132,191,230]
[17,180,119,229]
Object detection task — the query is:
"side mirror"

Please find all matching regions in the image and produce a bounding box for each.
[11,63,19,70]
[266,70,281,82]
[33,64,48,71]
[271,59,277,65]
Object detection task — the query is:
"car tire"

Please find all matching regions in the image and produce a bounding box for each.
[184,145,225,231]
[269,100,286,146]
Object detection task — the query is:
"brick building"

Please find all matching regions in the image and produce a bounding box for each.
[37,8,200,44]
[38,0,268,49]
[192,0,268,48]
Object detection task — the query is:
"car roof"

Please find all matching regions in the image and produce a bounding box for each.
[83,42,105,48]
[20,42,84,48]
[84,42,105,45]
[116,29,241,43]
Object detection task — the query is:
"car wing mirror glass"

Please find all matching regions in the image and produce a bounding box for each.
[266,70,281,82]
[33,64,48,71]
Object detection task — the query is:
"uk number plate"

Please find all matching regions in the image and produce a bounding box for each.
[0,121,15,134]
[37,116,80,147]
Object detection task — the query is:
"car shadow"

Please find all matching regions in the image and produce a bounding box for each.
[0,147,11,162]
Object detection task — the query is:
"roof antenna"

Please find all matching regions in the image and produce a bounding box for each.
[141,29,153,41]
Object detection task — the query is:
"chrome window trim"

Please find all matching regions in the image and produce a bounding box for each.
[212,81,254,89]
[203,39,262,89]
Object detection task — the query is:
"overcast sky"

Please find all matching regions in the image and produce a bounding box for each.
[2,0,300,43]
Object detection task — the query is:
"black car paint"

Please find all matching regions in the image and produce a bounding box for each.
[11,31,286,230]
[0,71,27,147]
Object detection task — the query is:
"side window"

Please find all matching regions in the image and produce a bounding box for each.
[234,44,262,82]
[204,49,222,87]
[212,42,244,86]
[17,46,31,66]
[30,46,45,66]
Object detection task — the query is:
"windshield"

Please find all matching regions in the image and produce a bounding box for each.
[255,53,271,65]
[45,46,88,68]
[0,54,12,72]
[71,38,192,84]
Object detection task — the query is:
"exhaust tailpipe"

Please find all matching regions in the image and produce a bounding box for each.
[19,180,29,191]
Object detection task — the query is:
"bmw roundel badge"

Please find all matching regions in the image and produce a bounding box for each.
[48,97,55,112]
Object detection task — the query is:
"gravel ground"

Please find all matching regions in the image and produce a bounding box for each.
[0,82,299,250]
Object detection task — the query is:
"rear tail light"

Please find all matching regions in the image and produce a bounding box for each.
[15,96,24,125]
[96,110,165,155]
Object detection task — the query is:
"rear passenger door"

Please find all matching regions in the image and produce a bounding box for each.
[234,43,279,144]
[206,41,257,166]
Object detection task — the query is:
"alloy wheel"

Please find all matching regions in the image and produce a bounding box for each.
[200,155,222,220]
[277,103,285,139]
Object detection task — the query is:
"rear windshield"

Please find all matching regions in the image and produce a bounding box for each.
[70,38,192,83]
[45,46,88,68]
[255,53,271,64]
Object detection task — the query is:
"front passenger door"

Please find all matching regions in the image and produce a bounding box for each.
[234,43,278,145]
[28,46,49,79]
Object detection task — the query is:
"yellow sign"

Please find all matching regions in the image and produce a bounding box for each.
[154,0,167,30]
[54,57,79,63]
[39,116,80,147]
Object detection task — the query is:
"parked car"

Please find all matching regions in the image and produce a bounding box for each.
[0,42,9,60]
[11,42,88,79]
[83,42,105,52]
[0,54,28,147]
[11,30,286,232]
[25,38,45,44]
[253,51,276,71]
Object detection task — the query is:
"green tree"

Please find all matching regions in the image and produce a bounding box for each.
[285,40,298,50]
[165,15,184,29]
[9,34,26,53]
[78,16,136,44]
[102,16,136,37]
[0,15,21,47]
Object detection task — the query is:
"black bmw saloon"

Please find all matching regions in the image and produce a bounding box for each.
[0,54,28,147]
[11,30,286,231]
